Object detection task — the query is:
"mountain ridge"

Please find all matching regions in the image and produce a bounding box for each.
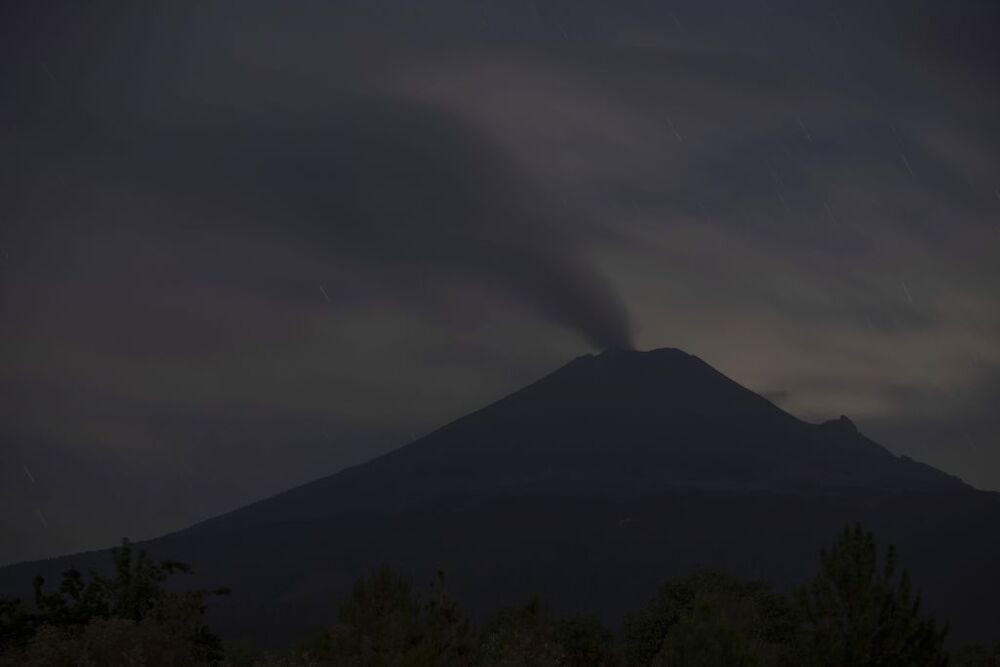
[185,347,966,532]
[1,347,995,646]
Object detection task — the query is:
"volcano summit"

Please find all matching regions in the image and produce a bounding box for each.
[2,348,997,646]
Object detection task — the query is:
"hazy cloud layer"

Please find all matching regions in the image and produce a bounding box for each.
[2,0,998,564]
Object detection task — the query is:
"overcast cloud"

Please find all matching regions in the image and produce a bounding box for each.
[2,0,999,565]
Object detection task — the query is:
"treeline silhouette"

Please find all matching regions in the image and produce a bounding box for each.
[1,525,997,666]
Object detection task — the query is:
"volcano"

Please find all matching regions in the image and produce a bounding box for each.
[2,348,998,645]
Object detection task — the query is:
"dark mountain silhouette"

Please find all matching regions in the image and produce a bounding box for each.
[2,348,998,646]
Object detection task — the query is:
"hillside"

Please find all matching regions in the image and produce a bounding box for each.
[2,348,997,647]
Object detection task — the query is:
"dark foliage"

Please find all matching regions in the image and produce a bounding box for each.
[653,600,761,666]
[299,567,474,666]
[1,539,228,664]
[477,595,567,666]
[953,643,1000,667]
[0,596,33,654]
[552,613,617,666]
[622,570,795,667]
[477,597,617,666]
[794,523,949,667]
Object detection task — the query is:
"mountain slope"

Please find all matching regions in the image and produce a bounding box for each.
[196,348,964,528]
[1,348,996,647]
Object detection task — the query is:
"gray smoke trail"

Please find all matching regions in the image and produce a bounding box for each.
[135,95,634,348]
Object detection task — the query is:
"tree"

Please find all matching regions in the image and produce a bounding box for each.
[552,613,617,667]
[0,596,34,654]
[414,570,475,665]
[623,571,795,667]
[319,566,423,665]
[794,523,948,667]
[477,595,566,666]
[478,605,617,666]
[2,538,228,664]
[653,600,761,667]
[318,569,616,666]
[304,567,473,666]
[0,617,198,667]
[953,643,1000,667]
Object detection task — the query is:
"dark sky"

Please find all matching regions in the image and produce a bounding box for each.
[2,0,999,565]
